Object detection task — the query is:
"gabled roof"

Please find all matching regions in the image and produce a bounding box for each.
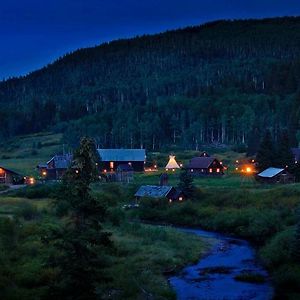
[47,154,73,169]
[258,167,285,178]
[186,157,215,169]
[135,185,173,198]
[0,166,21,176]
[98,149,145,162]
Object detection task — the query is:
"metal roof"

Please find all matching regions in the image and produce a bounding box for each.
[135,185,173,198]
[258,167,285,178]
[47,154,73,169]
[98,149,145,162]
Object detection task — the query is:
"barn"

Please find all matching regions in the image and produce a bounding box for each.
[185,156,224,176]
[134,185,184,203]
[257,167,295,184]
[97,149,145,172]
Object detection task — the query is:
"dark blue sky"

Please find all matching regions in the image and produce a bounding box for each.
[1,0,300,79]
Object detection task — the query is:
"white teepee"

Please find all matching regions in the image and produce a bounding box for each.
[165,155,180,170]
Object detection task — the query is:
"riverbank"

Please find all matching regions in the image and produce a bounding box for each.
[169,227,273,300]
[129,185,300,299]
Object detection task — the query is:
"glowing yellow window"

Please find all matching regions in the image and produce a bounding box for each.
[110,162,114,169]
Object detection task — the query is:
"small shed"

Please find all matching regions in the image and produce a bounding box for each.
[257,167,295,184]
[135,185,184,202]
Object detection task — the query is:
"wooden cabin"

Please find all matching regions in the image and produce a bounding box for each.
[97,149,145,172]
[0,167,23,185]
[256,167,295,184]
[185,156,224,176]
[37,154,73,180]
[134,185,184,203]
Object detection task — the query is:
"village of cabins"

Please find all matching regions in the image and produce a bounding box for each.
[0,147,299,202]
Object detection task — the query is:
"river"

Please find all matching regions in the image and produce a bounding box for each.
[169,228,274,300]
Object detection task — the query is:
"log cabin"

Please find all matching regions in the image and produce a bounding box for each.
[185,156,224,176]
[37,154,73,180]
[0,167,23,185]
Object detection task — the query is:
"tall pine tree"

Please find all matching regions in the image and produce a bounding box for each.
[45,137,111,300]
[256,130,275,171]
[178,169,195,199]
[276,129,294,168]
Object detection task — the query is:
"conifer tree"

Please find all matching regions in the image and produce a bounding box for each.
[276,129,294,168]
[256,130,274,171]
[178,169,195,199]
[45,137,111,300]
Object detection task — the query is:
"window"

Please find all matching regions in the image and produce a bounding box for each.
[209,168,213,173]
[179,197,183,201]
[191,169,194,172]
[110,162,114,169]
[217,168,220,173]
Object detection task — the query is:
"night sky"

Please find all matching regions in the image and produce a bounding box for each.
[1,0,300,79]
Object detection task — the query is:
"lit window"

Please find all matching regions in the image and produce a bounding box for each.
[172,168,175,172]
[246,167,252,173]
[216,168,220,173]
[110,162,114,169]
[209,168,213,173]
[128,162,132,166]
[201,169,204,172]
[103,169,107,173]
[179,197,183,201]
[191,169,194,172]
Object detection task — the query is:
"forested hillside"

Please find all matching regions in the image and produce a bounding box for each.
[1,17,300,150]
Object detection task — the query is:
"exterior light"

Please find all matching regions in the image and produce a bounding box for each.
[180,163,183,167]
[42,171,47,176]
[169,199,172,203]
[179,197,183,201]
[246,167,252,173]
[236,160,239,163]
[75,170,79,174]
[172,168,175,172]
[209,168,213,173]
[220,162,223,165]
[154,164,157,168]
[235,167,238,171]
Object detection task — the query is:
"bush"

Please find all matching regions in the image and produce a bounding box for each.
[17,203,39,220]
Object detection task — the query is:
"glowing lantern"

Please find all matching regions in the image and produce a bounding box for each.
[42,171,47,176]
[246,167,252,173]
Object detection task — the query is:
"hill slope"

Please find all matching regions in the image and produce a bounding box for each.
[1,17,300,149]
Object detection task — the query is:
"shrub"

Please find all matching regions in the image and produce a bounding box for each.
[17,203,39,220]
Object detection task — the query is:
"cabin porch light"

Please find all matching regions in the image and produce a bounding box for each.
[42,171,47,176]
[169,199,172,203]
[179,163,183,167]
[179,197,183,201]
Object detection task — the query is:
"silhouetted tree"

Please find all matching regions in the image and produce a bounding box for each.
[256,130,275,171]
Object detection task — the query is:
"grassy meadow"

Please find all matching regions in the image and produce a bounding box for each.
[1,133,300,298]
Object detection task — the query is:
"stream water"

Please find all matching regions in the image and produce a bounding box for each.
[169,228,274,300]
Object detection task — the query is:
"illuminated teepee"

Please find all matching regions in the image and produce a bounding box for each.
[165,155,180,170]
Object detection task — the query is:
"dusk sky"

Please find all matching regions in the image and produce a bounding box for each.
[1,0,300,79]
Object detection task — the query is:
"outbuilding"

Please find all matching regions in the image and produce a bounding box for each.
[257,167,295,184]
[134,185,184,203]
[0,167,23,185]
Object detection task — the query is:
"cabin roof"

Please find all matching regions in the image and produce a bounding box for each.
[98,149,145,162]
[0,166,21,176]
[47,154,73,169]
[258,167,285,178]
[135,185,173,198]
[186,157,215,169]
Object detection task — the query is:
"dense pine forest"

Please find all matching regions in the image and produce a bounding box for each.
[1,17,300,150]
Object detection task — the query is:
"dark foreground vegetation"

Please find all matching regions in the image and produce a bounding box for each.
[0,139,207,300]
[0,17,300,152]
[131,183,300,299]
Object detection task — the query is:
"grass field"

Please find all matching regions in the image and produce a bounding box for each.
[0,132,63,175]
